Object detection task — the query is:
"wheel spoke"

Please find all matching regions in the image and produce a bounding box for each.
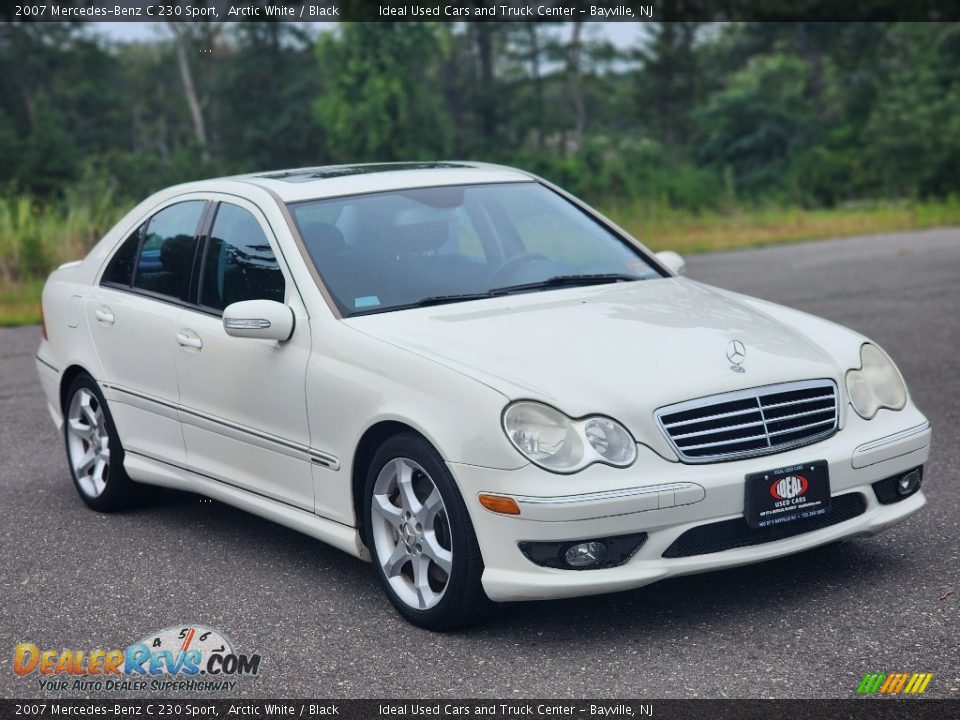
[412,554,433,609]
[372,494,403,527]
[75,450,97,476]
[395,460,422,515]
[422,531,452,574]
[80,398,99,428]
[67,417,92,438]
[92,458,108,494]
[382,542,409,578]
[418,487,444,525]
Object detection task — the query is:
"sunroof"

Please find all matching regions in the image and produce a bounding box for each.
[257,162,475,183]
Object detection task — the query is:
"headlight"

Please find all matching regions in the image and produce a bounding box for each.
[502,401,637,473]
[845,343,907,419]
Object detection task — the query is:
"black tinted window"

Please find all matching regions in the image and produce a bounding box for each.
[132,201,205,300]
[200,203,284,312]
[102,224,143,287]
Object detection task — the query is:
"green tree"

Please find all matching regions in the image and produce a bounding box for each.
[216,23,324,171]
[635,22,704,146]
[695,53,817,198]
[866,23,960,197]
[313,23,453,162]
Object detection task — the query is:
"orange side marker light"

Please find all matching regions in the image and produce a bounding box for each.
[478,494,521,515]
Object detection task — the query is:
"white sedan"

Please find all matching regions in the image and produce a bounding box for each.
[36,162,931,629]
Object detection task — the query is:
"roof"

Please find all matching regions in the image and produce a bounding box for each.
[233,161,536,203]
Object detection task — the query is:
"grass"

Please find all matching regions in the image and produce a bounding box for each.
[606,197,960,254]
[1,194,959,327]
[0,279,44,327]
[0,188,127,327]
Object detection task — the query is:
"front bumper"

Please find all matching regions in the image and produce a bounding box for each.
[449,405,931,602]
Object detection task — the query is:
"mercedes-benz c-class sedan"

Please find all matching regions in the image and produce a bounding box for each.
[36,162,931,629]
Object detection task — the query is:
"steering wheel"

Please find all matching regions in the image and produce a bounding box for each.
[486,252,548,287]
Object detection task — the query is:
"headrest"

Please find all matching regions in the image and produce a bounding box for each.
[300,221,346,256]
[387,219,449,254]
[228,212,265,247]
[159,235,196,273]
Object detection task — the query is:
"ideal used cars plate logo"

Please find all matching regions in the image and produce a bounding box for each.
[770,474,809,501]
[13,624,261,693]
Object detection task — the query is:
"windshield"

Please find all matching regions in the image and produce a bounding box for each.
[289,182,663,316]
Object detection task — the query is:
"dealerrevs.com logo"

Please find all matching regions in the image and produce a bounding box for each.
[14,625,261,693]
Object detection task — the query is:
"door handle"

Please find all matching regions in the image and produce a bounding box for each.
[176,330,203,350]
[94,306,115,325]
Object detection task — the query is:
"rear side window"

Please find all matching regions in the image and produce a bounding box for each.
[132,201,206,300]
[102,224,143,287]
[199,203,285,312]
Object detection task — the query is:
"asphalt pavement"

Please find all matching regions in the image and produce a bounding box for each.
[0,228,957,699]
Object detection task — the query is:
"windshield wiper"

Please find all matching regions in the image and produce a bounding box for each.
[490,273,641,295]
[411,292,500,308]
[393,274,641,311]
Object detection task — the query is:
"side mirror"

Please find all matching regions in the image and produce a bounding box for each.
[655,250,686,276]
[223,300,294,342]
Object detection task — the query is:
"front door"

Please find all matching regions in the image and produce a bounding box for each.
[174,198,314,511]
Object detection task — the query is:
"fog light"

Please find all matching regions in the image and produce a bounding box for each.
[564,541,607,568]
[518,533,647,571]
[872,466,923,504]
[896,469,921,496]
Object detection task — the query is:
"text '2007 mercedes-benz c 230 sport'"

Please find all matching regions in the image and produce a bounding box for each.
[36,162,931,629]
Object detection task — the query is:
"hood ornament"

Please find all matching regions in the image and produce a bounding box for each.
[726,340,746,373]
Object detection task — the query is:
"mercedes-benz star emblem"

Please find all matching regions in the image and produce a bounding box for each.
[726,339,746,373]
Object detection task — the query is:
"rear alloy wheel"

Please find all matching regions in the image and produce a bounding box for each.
[64,375,139,511]
[364,434,493,630]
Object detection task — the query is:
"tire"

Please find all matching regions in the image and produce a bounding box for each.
[63,374,140,512]
[363,433,494,631]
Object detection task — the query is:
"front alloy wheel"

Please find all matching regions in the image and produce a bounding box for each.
[364,434,493,630]
[370,457,454,610]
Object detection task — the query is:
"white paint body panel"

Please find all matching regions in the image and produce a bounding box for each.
[35,163,932,601]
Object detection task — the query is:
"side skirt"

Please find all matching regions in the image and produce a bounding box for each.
[123,451,370,562]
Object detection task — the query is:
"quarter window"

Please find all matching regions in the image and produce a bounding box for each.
[102,224,143,287]
[132,201,206,300]
[200,203,285,312]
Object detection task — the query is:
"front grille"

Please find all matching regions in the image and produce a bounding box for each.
[656,379,839,463]
[662,492,867,558]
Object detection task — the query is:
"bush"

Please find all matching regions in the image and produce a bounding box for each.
[514,136,725,212]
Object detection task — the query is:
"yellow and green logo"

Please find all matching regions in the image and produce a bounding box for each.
[857,672,933,694]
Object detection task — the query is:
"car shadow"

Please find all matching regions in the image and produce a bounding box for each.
[122,485,906,639]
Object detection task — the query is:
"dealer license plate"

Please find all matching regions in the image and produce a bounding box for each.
[744,460,831,529]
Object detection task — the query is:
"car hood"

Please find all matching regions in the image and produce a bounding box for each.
[344,278,849,456]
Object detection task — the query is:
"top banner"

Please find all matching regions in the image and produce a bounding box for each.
[6,0,960,23]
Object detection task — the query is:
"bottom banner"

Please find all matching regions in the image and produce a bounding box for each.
[1,699,958,720]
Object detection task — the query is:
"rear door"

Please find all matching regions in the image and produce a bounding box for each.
[88,199,208,464]
[174,197,315,511]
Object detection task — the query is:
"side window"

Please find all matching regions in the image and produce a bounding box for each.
[102,224,143,287]
[132,201,206,300]
[200,203,285,312]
